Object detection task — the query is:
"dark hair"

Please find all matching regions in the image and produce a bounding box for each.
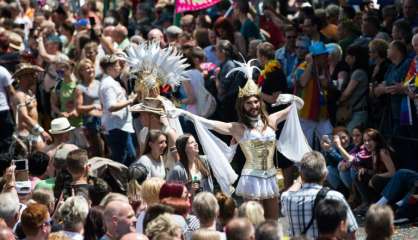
[214,17,235,43]
[194,28,211,48]
[332,126,350,136]
[390,40,408,57]
[28,151,50,177]
[343,5,356,19]
[182,45,205,69]
[66,149,89,176]
[128,163,148,185]
[305,14,323,29]
[315,199,348,235]
[142,204,175,232]
[175,134,210,181]
[393,19,412,43]
[256,220,281,240]
[61,21,75,35]
[363,128,394,156]
[84,206,105,240]
[346,44,370,72]
[236,0,250,14]
[257,42,275,60]
[143,130,168,156]
[88,177,111,206]
[363,15,380,29]
[216,192,236,227]
[235,95,270,130]
[216,39,236,60]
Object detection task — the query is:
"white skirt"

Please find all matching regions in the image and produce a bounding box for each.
[235,175,280,200]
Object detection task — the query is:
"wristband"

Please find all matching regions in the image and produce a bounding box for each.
[32,124,44,135]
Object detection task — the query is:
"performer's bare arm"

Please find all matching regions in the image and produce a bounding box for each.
[14,92,38,128]
[268,106,291,130]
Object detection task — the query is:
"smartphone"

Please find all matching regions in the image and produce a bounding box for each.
[13,159,29,182]
[13,159,28,171]
[89,17,96,27]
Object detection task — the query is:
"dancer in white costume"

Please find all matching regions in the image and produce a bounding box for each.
[169,59,310,220]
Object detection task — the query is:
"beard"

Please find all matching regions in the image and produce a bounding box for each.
[243,106,260,118]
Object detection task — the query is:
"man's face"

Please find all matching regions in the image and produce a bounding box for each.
[243,96,261,118]
[115,204,137,238]
[403,0,417,19]
[302,19,315,37]
[285,31,297,49]
[412,36,418,55]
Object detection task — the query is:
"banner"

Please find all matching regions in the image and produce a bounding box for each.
[175,0,221,13]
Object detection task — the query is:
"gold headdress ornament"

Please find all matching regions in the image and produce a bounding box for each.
[125,41,189,99]
[226,58,261,98]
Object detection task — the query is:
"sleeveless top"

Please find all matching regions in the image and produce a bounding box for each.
[76,80,100,106]
[238,120,277,178]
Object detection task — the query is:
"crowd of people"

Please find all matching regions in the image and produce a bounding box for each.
[0,0,418,239]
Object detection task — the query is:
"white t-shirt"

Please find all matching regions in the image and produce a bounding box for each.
[99,75,134,133]
[0,66,13,111]
[136,154,166,179]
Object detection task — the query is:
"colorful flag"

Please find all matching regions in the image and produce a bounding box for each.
[175,0,221,13]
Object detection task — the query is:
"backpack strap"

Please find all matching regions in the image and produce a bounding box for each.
[301,187,331,235]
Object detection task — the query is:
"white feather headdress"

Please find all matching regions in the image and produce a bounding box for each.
[226,57,261,98]
[125,41,189,98]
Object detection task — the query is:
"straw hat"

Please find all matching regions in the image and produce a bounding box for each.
[130,97,165,115]
[49,117,75,134]
[12,63,44,79]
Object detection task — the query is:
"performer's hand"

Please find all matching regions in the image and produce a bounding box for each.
[273,94,304,109]
[167,108,188,119]
[160,115,170,127]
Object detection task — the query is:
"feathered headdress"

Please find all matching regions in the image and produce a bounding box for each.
[226,57,261,98]
[125,41,189,99]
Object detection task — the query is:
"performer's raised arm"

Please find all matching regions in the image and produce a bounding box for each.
[268,94,304,128]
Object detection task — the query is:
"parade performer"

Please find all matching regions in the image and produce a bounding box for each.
[126,41,188,136]
[168,59,310,219]
[12,63,52,152]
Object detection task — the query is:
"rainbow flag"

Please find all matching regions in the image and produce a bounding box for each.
[400,58,418,126]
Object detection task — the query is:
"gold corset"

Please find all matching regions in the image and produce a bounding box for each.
[239,140,276,171]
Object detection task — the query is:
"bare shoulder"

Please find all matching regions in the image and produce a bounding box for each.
[231,122,246,140]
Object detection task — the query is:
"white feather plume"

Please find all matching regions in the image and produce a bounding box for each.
[126,41,189,88]
[226,56,260,81]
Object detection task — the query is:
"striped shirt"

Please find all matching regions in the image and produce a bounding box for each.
[281,183,358,238]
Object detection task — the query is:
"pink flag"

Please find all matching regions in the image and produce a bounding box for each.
[175,0,221,13]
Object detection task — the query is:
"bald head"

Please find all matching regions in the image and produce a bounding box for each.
[120,233,149,240]
[226,218,255,240]
[113,25,128,43]
[104,200,137,239]
[147,28,166,47]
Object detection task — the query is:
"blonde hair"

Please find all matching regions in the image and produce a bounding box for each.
[365,204,394,240]
[145,213,180,240]
[74,58,94,82]
[238,201,265,226]
[141,177,165,205]
[192,229,221,240]
[48,231,71,240]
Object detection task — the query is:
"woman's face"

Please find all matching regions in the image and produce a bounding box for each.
[345,54,355,67]
[107,61,122,78]
[185,136,199,156]
[387,42,398,62]
[352,128,362,146]
[363,133,376,152]
[85,47,98,61]
[337,131,350,148]
[150,134,167,155]
[80,63,95,81]
[215,45,225,61]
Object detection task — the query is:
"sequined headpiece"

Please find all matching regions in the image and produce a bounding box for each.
[226,58,261,98]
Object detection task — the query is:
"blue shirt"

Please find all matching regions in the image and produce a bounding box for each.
[384,58,411,122]
[275,47,298,89]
